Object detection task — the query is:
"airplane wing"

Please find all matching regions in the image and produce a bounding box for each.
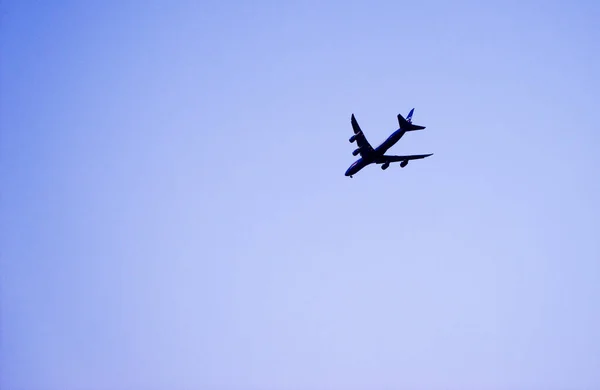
[350,114,374,156]
[381,153,433,162]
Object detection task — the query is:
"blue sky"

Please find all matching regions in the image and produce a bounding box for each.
[1,1,599,389]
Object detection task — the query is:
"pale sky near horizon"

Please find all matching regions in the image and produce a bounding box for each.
[1,1,599,389]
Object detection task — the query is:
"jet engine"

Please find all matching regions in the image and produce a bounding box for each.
[400,160,408,168]
[349,135,357,143]
[381,162,390,170]
[352,148,361,156]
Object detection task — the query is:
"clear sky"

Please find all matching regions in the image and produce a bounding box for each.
[1,1,599,389]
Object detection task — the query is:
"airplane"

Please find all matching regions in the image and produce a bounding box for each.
[345,109,433,178]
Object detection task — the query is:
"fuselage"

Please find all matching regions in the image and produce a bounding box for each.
[345,128,407,176]
[374,128,406,154]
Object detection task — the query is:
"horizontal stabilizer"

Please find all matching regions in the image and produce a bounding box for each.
[397,113,426,131]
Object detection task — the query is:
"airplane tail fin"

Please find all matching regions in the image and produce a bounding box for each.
[397,112,425,131]
[406,108,414,123]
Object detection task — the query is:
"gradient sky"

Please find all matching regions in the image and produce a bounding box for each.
[1,1,599,389]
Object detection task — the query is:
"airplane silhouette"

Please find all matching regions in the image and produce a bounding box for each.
[345,109,433,178]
